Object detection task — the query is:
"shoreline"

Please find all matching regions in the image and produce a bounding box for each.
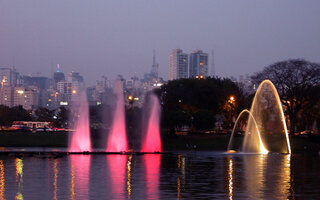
[0,131,319,153]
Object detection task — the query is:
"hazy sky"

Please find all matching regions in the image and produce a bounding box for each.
[1,0,320,85]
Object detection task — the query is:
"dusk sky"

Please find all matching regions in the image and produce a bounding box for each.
[1,0,319,85]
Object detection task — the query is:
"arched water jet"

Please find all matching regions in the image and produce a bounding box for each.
[227,109,268,154]
[242,80,291,154]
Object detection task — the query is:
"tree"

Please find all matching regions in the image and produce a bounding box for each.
[161,110,191,133]
[192,110,215,130]
[251,59,320,134]
[53,107,69,128]
[0,105,12,126]
[35,108,54,122]
[159,77,247,132]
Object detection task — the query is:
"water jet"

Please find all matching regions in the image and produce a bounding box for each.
[106,78,128,152]
[141,94,162,153]
[69,91,92,152]
[228,80,291,154]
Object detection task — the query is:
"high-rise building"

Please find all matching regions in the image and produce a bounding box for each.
[13,86,39,110]
[22,75,52,108]
[53,65,65,90]
[22,76,51,90]
[55,71,85,106]
[169,49,188,80]
[0,86,13,107]
[0,67,19,87]
[189,50,209,78]
[96,76,110,90]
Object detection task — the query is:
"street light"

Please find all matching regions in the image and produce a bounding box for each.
[128,95,134,105]
[228,96,235,104]
[226,96,236,128]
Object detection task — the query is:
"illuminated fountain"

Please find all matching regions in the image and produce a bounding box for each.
[228,80,291,154]
[69,91,92,152]
[227,109,268,154]
[141,94,162,152]
[106,79,128,152]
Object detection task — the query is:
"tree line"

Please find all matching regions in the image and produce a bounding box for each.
[0,106,69,128]
[0,59,319,134]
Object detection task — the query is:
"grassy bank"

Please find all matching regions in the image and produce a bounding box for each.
[162,134,320,153]
[0,131,319,153]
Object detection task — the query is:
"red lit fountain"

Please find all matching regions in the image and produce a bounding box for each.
[141,94,162,153]
[106,78,128,152]
[69,91,92,153]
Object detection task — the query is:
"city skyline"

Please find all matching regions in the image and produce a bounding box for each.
[1,1,320,84]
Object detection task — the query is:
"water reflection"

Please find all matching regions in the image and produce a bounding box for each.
[127,155,132,199]
[242,154,292,199]
[267,154,292,199]
[227,157,233,200]
[0,160,5,200]
[15,158,23,200]
[53,159,58,200]
[0,153,315,199]
[70,155,91,200]
[177,154,186,199]
[243,155,266,199]
[144,154,161,199]
[107,155,127,199]
[70,165,75,200]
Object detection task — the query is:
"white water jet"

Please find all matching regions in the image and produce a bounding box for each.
[228,80,291,154]
[227,109,267,154]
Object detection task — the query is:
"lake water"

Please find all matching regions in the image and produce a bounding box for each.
[0,151,319,199]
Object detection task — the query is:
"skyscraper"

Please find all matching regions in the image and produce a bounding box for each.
[169,49,188,80]
[53,64,65,90]
[189,50,209,78]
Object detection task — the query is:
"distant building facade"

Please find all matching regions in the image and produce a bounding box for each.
[0,86,13,107]
[55,71,85,106]
[13,86,39,110]
[0,67,19,87]
[189,50,209,78]
[169,49,188,80]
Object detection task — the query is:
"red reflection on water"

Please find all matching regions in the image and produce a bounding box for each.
[70,155,91,199]
[145,154,161,199]
[106,79,128,152]
[107,155,127,198]
[141,94,162,152]
[69,92,92,152]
